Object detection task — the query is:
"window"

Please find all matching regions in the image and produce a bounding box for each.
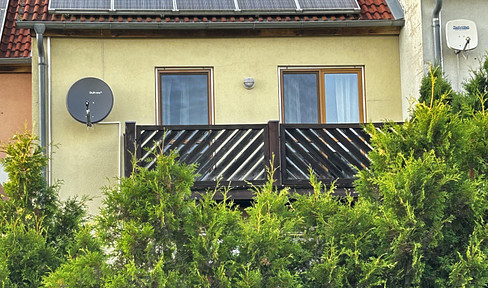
[281,68,364,124]
[158,68,213,125]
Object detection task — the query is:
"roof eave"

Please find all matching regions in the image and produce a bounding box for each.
[0,57,31,65]
[17,19,405,30]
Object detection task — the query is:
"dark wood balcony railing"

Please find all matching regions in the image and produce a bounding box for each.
[124,121,375,193]
[280,123,373,188]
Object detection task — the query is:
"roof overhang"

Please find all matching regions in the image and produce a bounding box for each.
[17,19,404,31]
[0,57,31,72]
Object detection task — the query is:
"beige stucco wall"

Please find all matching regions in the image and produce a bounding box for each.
[40,35,402,214]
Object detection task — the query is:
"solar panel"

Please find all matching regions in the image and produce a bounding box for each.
[177,0,236,10]
[237,0,297,11]
[49,0,111,10]
[115,0,172,10]
[298,0,360,10]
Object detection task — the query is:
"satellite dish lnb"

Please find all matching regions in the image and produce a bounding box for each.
[446,19,478,52]
[66,77,114,126]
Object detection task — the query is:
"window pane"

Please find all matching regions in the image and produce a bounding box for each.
[161,73,208,125]
[283,73,318,123]
[325,73,359,123]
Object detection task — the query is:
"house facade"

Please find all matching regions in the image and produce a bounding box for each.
[18,0,405,214]
[0,0,33,184]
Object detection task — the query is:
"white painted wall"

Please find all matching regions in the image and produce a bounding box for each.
[421,0,488,91]
[398,0,424,118]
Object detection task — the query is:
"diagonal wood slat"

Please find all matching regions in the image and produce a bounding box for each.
[281,124,374,187]
[135,124,268,185]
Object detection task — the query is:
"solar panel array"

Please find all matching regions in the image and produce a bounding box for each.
[49,0,361,13]
[0,0,8,41]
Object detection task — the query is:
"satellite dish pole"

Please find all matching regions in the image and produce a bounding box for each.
[85,101,92,127]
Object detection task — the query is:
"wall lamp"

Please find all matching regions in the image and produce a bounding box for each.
[243,77,255,89]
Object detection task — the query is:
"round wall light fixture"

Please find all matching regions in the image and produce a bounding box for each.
[243,77,255,89]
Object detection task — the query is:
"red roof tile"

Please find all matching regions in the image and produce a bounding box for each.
[1,0,399,59]
[0,0,33,58]
[19,0,395,23]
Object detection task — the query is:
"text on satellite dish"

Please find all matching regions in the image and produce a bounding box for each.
[453,25,470,31]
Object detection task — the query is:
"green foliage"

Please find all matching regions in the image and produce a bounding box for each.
[12,57,488,287]
[236,170,303,287]
[0,221,60,288]
[42,226,107,288]
[354,59,488,286]
[448,221,488,287]
[96,149,196,287]
[418,65,455,108]
[457,54,488,116]
[0,130,87,287]
[184,189,242,287]
[294,174,393,287]
[1,131,58,230]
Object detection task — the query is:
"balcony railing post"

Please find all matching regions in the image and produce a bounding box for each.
[264,121,281,186]
[124,121,137,177]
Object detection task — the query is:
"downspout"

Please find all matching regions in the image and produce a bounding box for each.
[432,0,442,66]
[34,24,47,176]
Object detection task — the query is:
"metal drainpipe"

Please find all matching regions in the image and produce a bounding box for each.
[432,0,443,66]
[34,24,47,176]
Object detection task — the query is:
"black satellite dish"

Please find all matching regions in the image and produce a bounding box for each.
[66,77,114,126]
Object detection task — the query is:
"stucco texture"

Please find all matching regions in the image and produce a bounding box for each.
[43,36,402,214]
[399,0,424,118]
[0,73,32,146]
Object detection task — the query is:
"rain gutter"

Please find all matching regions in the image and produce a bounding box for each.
[0,58,31,65]
[18,19,405,30]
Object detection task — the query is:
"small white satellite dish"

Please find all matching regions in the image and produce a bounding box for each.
[446,19,478,52]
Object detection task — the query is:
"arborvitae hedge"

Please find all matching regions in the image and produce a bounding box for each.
[4,58,488,287]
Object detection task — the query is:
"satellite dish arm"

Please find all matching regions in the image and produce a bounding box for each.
[455,37,471,55]
[85,101,92,127]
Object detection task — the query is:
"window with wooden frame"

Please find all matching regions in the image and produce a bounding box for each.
[157,68,213,125]
[280,67,365,124]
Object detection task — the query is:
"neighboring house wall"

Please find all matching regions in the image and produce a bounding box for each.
[0,72,32,147]
[421,0,488,91]
[0,71,31,185]
[398,0,424,118]
[36,35,402,214]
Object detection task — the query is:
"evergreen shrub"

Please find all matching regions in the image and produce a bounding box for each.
[8,57,488,287]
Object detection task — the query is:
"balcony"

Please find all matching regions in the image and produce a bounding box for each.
[124,121,377,199]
